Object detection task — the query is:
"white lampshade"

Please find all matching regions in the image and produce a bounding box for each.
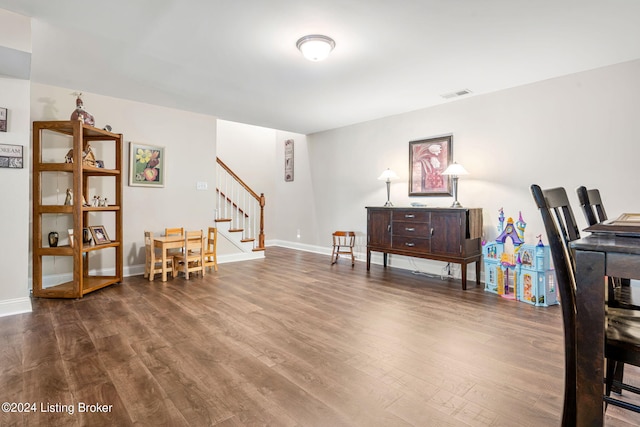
[441,162,469,176]
[296,35,336,61]
[378,168,399,181]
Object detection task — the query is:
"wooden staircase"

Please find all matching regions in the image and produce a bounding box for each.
[216,158,265,253]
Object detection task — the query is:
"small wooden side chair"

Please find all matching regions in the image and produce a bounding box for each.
[165,227,185,255]
[331,231,356,266]
[165,227,184,237]
[172,230,205,280]
[144,231,173,281]
[204,227,218,272]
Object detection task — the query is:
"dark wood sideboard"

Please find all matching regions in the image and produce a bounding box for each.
[366,207,483,290]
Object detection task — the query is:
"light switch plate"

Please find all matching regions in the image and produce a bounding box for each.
[196,181,208,190]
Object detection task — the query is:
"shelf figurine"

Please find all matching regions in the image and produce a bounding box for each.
[64,188,72,205]
[70,92,95,126]
[64,144,96,167]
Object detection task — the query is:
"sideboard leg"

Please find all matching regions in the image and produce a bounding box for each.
[475,260,481,287]
[461,263,468,290]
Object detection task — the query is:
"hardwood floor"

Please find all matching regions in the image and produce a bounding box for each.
[2,246,640,426]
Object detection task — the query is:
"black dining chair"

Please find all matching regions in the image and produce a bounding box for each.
[576,186,607,226]
[576,186,638,310]
[531,185,578,426]
[577,186,640,394]
[532,184,640,422]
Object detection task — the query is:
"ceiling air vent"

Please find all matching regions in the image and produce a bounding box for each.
[440,89,472,99]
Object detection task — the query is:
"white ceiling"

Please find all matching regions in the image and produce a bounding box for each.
[1,0,640,134]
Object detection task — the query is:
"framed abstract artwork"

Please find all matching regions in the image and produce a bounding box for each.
[408,134,453,196]
[129,142,165,187]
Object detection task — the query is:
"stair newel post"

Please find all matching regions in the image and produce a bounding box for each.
[259,193,266,248]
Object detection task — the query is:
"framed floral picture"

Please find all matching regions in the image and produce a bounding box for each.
[129,142,165,187]
[408,134,453,196]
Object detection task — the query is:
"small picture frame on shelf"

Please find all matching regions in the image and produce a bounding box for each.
[89,225,110,245]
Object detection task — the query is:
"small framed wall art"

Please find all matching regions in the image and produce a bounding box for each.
[0,107,7,132]
[408,134,453,196]
[0,143,23,168]
[129,142,165,187]
[284,139,294,182]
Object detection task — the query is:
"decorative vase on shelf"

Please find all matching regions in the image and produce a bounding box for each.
[82,228,92,244]
[48,231,59,247]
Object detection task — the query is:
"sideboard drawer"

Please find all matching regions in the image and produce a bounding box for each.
[392,210,429,223]
[392,235,430,252]
[393,221,431,237]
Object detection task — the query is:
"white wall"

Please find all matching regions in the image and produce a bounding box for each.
[0,10,31,316]
[272,130,316,249]
[30,83,217,279]
[277,59,640,275]
[0,77,31,316]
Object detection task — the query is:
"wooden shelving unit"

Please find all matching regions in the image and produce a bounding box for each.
[32,120,123,298]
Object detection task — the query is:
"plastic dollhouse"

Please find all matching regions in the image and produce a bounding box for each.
[483,209,558,307]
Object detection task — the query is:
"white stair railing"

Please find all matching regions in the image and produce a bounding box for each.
[216,158,265,250]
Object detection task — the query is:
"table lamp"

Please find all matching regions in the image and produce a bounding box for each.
[441,162,469,208]
[378,168,399,206]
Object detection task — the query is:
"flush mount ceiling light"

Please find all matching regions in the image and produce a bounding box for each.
[296,34,336,61]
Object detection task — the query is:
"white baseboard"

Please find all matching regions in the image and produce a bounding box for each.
[0,297,32,318]
[266,239,335,256]
[124,251,265,278]
[266,239,480,282]
[34,251,267,285]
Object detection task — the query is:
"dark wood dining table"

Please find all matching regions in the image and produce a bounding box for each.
[571,232,640,426]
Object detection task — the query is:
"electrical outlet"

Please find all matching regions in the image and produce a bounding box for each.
[196,181,208,190]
